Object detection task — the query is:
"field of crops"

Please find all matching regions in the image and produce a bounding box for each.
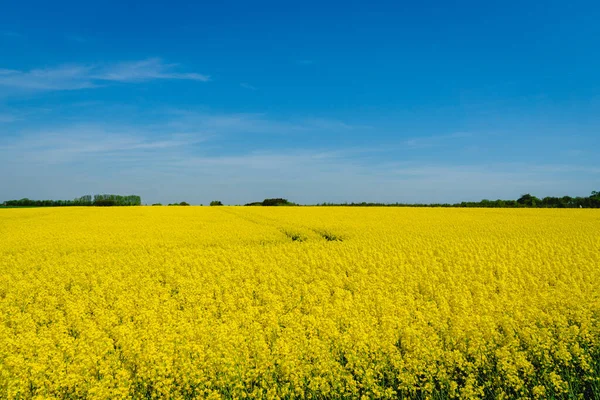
[1,207,599,399]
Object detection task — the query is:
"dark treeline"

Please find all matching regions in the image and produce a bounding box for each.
[3,192,599,208]
[245,198,297,206]
[315,191,600,208]
[2,194,141,207]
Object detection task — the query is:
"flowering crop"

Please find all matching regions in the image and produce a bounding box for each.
[1,207,599,399]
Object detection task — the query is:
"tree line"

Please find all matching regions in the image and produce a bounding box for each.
[3,192,599,208]
[244,198,297,206]
[2,194,141,207]
[315,191,600,208]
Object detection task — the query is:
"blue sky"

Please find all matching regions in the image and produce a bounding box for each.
[1,1,599,204]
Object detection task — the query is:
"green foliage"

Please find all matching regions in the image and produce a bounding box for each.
[314,191,600,208]
[167,202,190,206]
[93,194,141,206]
[94,199,116,207]
[3,191,600,209]
[517,193,541,207]
[244,198,298,206]
[261,198,293,206]
[1,194,141,208]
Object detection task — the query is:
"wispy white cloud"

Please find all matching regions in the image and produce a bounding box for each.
[0,124,206,165]
[0,112,358,170]
[163,110,358,137]
[4,119,596,204]
[0,58,209,91]
[173,150,345,171]
[94,58,209,82]
[527,164,600,174]
[240,83,257,90]
[0,109,369,174]
[302,117,365,130]
[1,108,597,204]
[403,132,472,148]
[0,65,97,90]
[161,111,303,137]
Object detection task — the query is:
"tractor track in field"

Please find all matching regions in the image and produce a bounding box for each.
[217,208,344,243]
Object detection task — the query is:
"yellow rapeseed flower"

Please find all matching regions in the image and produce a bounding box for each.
[0,207,598,398]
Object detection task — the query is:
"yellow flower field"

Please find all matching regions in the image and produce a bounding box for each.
[0,207,599,399]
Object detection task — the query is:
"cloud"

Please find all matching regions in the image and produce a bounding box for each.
[3,119,596,205]
[1,108,597,204]
[0,124,206,166]
[0,111,358,170]
[94,58,209,82]
[0,65,97,90]
[162,110,359,138]
[0,110,368,179]
[403,132,473,149]
[240,83,257,90]
[163,111,322,136]
[527,164,600,174]
[173,150,346,171]
[0,58,209,91]
[302,118,362,130]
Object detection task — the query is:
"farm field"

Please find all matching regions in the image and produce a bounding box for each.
[0,207,599,399]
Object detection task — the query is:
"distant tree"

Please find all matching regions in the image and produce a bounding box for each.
[517,194,541,207]
[586,191,600,208]
[93,194,141,206]
[3,191,600,208]
[263,198,297,206]
[74,195,93,206]
[94,199,116,207]
[242,198,297,206]
[560,196,573,208]
[262,198,287,206]
[541,197,559,208]
[1,194,140,207]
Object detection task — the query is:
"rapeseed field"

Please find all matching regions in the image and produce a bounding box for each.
[0,207,599,399]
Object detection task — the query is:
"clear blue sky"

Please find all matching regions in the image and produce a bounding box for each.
[1,1,598,204]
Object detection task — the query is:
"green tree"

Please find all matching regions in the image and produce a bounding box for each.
[517,194,541,207]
